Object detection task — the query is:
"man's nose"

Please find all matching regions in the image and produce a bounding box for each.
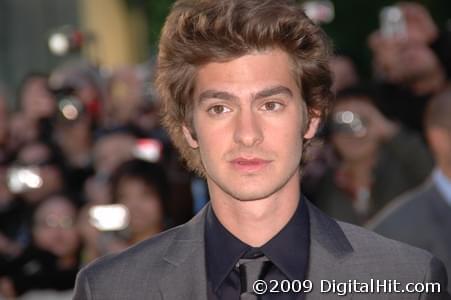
[233,108,263,147]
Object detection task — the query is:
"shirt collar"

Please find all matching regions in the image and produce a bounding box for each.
[205,205,249,292]
[432,168,451,207]
[205,196,310,292]
[260,197,310,281]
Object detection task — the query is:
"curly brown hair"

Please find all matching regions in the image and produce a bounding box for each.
[156,0,333,176]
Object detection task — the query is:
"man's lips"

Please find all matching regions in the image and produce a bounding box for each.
[230,157,272,172]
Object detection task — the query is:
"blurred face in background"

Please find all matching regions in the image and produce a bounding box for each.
[20,76,56,121]
[116,176,164,239]
[108,68,143,125]
[331,98,379,162]
[330,56,359,93]
[93,133,136,176]
[33,196,80,259]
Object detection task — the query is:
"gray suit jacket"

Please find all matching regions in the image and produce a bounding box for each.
[73,201,450,299]
[370,178,451,294]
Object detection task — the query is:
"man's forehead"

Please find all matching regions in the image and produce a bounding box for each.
[192,49,301,101]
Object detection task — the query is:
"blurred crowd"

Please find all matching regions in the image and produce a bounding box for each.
[0,2,450,299]
[0,59,197,298]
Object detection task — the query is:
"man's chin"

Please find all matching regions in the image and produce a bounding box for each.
[221,184,282,202]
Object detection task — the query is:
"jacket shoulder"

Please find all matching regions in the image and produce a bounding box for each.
[73,225,182,300]
[339,220,432,261]
[83,225,180,275]
[336,221,449,295]
[368,179,434,230]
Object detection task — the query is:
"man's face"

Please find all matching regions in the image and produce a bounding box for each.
[183,49,318,202]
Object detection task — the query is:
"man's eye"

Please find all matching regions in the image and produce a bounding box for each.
[262,102,284,111]
[207,105,231,115]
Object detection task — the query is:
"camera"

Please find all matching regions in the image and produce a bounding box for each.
[380,6,406,39]
[6,166,43,194]
[331,111,368,137]
[52,87,85,123]
[88,204,130,232]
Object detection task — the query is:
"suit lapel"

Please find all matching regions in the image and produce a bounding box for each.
[305,201,355,300]
[157,200,359,300]
[158,206,209,300]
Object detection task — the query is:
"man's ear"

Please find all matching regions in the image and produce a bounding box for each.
[303,115,321,139]
[182,125,199,149]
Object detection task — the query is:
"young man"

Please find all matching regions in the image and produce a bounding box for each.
[74,0,449,299]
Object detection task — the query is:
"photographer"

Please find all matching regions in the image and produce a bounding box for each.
[368,2,450,135]
[312,86,433,224]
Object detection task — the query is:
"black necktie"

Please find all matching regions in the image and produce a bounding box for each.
[238,255,271,300]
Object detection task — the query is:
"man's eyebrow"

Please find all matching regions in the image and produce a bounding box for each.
[197,85,294,104]
[198,90,238,103]
[253,86,294,100]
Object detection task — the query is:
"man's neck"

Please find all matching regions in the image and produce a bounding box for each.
[438,163,451,181]
[209,173,301,247]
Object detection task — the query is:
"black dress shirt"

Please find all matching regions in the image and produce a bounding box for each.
[205,197,310,299]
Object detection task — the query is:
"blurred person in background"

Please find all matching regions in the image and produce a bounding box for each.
[52,87,95,201]
[49,60,107,195]
[77,159,171,265]
[105,66,148,127]
[14,141,66,205]
[0,194,80,299]
[81,129,137,205]
[92,129,137,178]
[369,88,451,293]
[17,73,56,123]
[9,73,56,150]
[310,86,433,224]
[329,53,360,93]
[49,60,105,124]
[76,204,110,265]
[82,176,111,205]
[76,203,129,266]
[302,53,361,195]
[0,141,67,265]
[111,159,170,245]
[106,63,195,225]
[106,62,165,136]
[368,2,450,135]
